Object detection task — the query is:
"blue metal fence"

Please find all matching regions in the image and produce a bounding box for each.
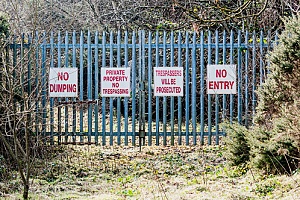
[10,30,274,146]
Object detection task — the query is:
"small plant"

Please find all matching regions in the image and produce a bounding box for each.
[222,122,251,167]
[255,179,281,196]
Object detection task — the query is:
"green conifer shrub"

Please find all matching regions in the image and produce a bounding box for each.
[224,15,300,174]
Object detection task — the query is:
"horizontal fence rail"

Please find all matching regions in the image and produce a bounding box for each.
[8,30,276,146]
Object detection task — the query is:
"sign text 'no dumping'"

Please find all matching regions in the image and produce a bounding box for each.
[49,68,78,97]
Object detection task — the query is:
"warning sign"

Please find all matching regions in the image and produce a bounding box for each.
[207,65,236,94]
[101,68,131,97]
[49,68,78,97]
[154,67,184,96]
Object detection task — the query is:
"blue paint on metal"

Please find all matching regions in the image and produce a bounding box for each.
[41,42,270,50]
[57,32,62,144]
[102,31,106,146]
[87,30,92,143]
[163,31,167,146]
[131,31,137,146]
[148,31,153,146]
[215,30,219,145]
[192,31,197,145]
[109,31,114,146]
[72,31,77,144]
[237,30,242,124]
[141,30,146,146]
[170,31,175,146]
[207,31,212,145]
[41,32,47,139]
[124,31,129,146]
[50,32,54,145]
[94,31,99,145]
[185,31,189,145]
[155,31,159,146]
[222,31,227,130]
[229,30,234,124]
[244,31,249,127]
[177,31,182,146]
[252,31,257,121]
[45,131,226,137]
[57,31,62,144]
[79,31,84,143]
[65,32,69,143]
[11,30,275,145]
[117,30,121,145]
[200,31,205,145]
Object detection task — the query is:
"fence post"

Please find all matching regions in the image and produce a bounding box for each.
[147,31,153,146]
[50,32,54,145]
[41,32,47,142]
[138,30,146,150]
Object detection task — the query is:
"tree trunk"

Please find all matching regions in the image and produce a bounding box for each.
[23,183,29,200]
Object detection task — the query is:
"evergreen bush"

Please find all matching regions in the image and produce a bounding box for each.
[224,15,300,174]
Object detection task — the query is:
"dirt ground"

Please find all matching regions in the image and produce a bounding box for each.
[1,145,300,200]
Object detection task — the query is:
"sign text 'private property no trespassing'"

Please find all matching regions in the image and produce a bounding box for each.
[101,68,131,97]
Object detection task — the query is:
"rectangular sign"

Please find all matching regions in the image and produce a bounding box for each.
[154,67,184,96]
[101,67,131,97]
[49,68,78,97]
[207,65,236,94]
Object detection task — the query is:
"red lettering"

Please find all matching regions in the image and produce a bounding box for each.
[209,81,214,89]
[49,84,77,92]
[224,81,229,89]
[216,69,227,78]
[57,72,69,81]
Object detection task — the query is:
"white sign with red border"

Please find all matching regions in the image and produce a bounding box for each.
[154,67,184,96]
[207,64,236,94]
[49,68,78,97]
[101,68,131,97]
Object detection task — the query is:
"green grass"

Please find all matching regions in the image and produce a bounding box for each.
[1,145,300,199]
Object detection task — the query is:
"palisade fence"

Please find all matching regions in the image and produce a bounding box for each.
[9,30,276,146]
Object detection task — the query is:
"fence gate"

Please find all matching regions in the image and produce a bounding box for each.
[12,30,275,146]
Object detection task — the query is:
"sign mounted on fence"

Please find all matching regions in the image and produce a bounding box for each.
[207,65,236,94]
[49,68,78,97]
[101,68,131,97]
[153,67,184,96]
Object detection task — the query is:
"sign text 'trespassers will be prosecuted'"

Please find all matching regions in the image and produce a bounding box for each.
[154,67,184,96]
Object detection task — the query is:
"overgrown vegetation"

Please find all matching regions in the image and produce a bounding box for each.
[0,12,45,200]
[224,15,300,175]
[2,145,300,199]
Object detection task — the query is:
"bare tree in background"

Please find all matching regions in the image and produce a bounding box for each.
[0,0,297,33]
[0,2,46,199]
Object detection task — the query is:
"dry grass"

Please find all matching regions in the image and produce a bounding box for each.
[1,145,300,200]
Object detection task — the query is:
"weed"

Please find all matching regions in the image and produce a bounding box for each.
[121,189,136,197]
[255,179,281,196]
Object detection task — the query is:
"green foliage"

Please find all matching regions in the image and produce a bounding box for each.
[222,122,251,167]
[222,15,300,175]
[248,120,299,175]
[223,119,299,174]
[255,178,281,197]
[253,15,300,174]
